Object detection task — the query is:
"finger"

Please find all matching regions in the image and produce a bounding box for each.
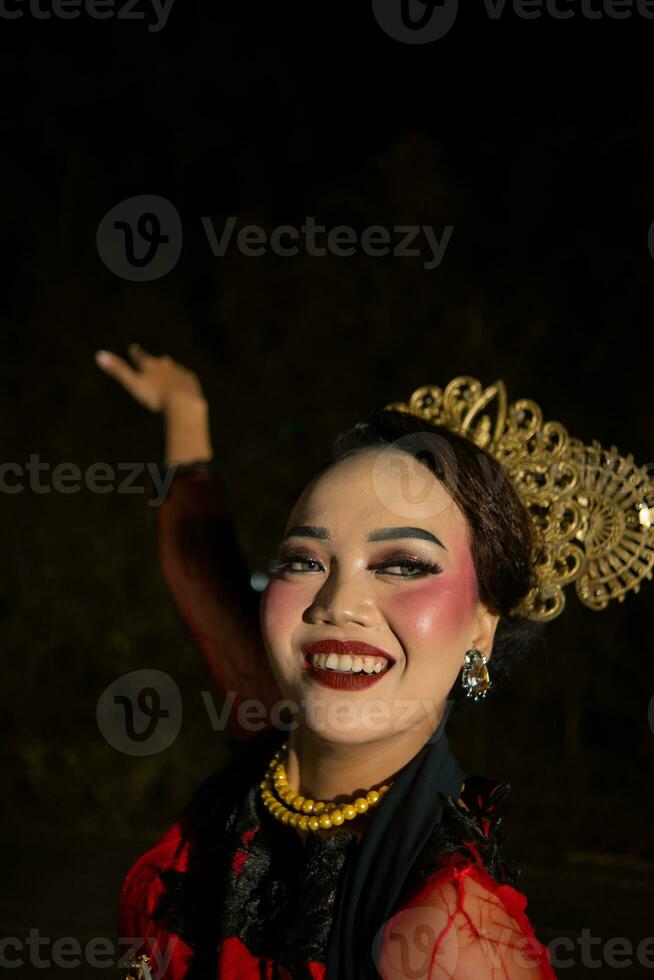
[95,349,146,400]
[127,342,154,368]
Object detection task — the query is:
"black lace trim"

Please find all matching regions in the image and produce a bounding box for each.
[150,731,518,978]
[396,775,520,914]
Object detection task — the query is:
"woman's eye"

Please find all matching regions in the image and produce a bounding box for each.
[287,558,320,573]
[266,554,442,578]
[267,554,322,575]
[378,560,443,578]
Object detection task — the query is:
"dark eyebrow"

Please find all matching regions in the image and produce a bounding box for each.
[281,524,447,551]
[367,526,447,551]
[281,524,329,542]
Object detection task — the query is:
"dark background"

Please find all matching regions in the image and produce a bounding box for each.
[1,1,654,976]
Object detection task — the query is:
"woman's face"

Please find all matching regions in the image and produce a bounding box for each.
[259,448,498,744]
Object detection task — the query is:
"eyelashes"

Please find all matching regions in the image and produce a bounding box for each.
[266,551,443,579]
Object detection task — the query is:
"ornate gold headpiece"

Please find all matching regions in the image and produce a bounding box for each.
[385,376,654,622]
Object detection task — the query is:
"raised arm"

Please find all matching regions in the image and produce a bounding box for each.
[156,459,283,739]
[95,344,282,741]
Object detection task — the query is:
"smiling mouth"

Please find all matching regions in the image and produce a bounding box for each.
[306,651,392,675]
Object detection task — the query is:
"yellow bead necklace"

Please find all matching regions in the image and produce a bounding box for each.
[259,741,393,833]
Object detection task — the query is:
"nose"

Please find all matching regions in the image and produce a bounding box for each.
[303,565,376,628]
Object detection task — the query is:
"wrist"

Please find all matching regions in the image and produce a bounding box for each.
[162,391,209,419]
[164,395,213,466]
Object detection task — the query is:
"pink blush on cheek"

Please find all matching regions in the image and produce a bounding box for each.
[385,564,478,642]
[259,580,302,641]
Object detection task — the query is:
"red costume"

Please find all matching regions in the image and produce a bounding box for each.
[117,466,556,979]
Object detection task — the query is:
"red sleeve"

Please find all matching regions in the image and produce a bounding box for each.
[117,823,195,980]
[377,856,556,980]
[157,464,282,741]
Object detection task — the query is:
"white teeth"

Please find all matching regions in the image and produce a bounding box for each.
[309,652,390,674]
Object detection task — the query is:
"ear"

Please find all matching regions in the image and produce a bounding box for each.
[469,602,500,661]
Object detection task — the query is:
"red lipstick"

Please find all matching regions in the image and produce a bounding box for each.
[301,638,396,691]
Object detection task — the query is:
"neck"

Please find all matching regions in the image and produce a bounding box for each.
[285,709,445,803]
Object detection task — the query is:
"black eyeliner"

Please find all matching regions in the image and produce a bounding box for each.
[267,549,442,577]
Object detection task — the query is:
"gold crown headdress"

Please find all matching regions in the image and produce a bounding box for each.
[385,376,654,622]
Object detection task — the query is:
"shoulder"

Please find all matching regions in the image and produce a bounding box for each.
[405,771,523,909]
[119,729,279,915]
[117,821,195,979]
[375,776,556,978]
[377,863,556,978]
[450,773,518,880]
[119,821,190,922]
[117,728,285,974]
[406,772,520,899]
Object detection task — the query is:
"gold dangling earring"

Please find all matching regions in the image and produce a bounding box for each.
[461,648,492,702]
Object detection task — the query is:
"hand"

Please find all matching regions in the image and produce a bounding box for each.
[95,344,213,465]
[95,344,205,413]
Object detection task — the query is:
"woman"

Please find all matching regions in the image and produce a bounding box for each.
[97,347,652,978]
